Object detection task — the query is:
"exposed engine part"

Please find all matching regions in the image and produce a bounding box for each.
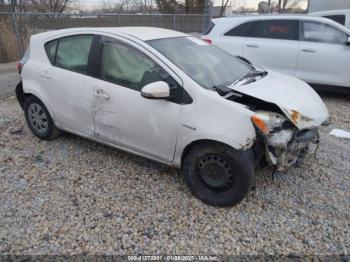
[218,89,284,114]
[248,111,319,171]
[269,129,294,149]
[265,128,319,171]
[217,88,322,172]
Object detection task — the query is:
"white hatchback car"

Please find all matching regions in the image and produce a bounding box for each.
[16,27,329,206]
[202,15,350,93]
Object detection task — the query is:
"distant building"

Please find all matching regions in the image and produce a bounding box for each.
[308,0,350,12]
[211,6,233,17]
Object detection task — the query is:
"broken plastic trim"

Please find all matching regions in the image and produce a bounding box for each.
[217,89,285,116]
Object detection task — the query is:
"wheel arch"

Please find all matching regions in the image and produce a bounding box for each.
[18,83,56,123]
[15,81,26,110]
[15,82,39,110]
[179,139,254,168]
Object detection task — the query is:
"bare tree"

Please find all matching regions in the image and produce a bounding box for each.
[183,0,204,14]
[1,0,76,12]
[28,0,77,13]
[101,0,130,13]
[0,0,12,11]
[132,0,157,13]
[219,0,230,16]
[155,0,181,13]
[278,0,302,13]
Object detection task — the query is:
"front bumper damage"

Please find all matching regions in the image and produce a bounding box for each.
[261,128,319,171]
[220,86,328,171]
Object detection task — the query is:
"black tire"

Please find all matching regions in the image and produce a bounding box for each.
[24,95,61,140]
[182,142,255,207]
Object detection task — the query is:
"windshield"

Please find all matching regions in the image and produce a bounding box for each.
[148,37,253,89]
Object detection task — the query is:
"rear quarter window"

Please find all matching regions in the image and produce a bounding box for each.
[203,21,215,35]
[323,15,346,26]
[44,40,58,64]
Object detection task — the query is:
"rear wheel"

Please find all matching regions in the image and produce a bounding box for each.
[24,96,61,140]
[182,142,255,207]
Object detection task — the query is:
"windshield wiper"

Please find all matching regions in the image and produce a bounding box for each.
[212,85,232,96]
[212,85,244,99]
[232,70,268,86]
[211,70,268,94]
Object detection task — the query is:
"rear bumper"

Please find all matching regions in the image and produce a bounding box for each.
[15,80,25,110]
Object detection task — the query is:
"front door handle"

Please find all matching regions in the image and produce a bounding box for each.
[246,44,259,48]
[94,89,110,100]
[40,71,51,79]
[301,48,316,53]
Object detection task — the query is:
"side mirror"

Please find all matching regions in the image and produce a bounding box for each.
[141,81,170,99]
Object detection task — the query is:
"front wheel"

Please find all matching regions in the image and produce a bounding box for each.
[24,96,61,140]
[182,142,255,207]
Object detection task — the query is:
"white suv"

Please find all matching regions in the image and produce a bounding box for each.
[310,9,350,29]
[202,15,350,93]
[16,27,328,206]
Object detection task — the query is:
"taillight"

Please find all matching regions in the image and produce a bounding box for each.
[202,38,212,44]
[18,46,30,74]
[17,62,23,73]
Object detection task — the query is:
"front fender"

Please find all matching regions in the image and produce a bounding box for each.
[172,126,256,167]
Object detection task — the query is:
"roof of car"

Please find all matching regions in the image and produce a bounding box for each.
[32,27,188,42]
[212,14,328,23]
[309,9,350,15]
[209,14,350,34]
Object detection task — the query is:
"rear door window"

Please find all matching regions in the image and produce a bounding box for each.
[324,15,346,26]
[224,21,257,37]
[55,35,93,74]
[249,20,299,40]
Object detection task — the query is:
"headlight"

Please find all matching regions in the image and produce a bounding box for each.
[251,111,287,135]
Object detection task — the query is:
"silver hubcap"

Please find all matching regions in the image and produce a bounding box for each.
[28,103,48,134]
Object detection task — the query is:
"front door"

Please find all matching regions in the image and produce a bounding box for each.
[295,20,350,87]
[90,37,181,162]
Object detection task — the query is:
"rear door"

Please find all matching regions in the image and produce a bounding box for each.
[295,20,350,87]
[43,34,95,136]
[242,19,299,76]
[212,21,257,57]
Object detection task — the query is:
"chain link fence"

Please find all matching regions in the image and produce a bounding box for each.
[0,12,207,64]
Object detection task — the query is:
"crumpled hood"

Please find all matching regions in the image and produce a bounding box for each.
[229,71,329,130]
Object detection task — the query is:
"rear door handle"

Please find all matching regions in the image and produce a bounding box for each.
[301,49,316,53]
[246,44,259,48]
[40,71,51,79]
[94,89,110,100]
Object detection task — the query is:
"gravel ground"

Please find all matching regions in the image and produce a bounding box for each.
[0,89,349,255]
[0,73,19,99]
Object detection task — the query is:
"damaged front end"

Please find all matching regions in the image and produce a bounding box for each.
[251,110,319,171]
[217,86,327,171]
